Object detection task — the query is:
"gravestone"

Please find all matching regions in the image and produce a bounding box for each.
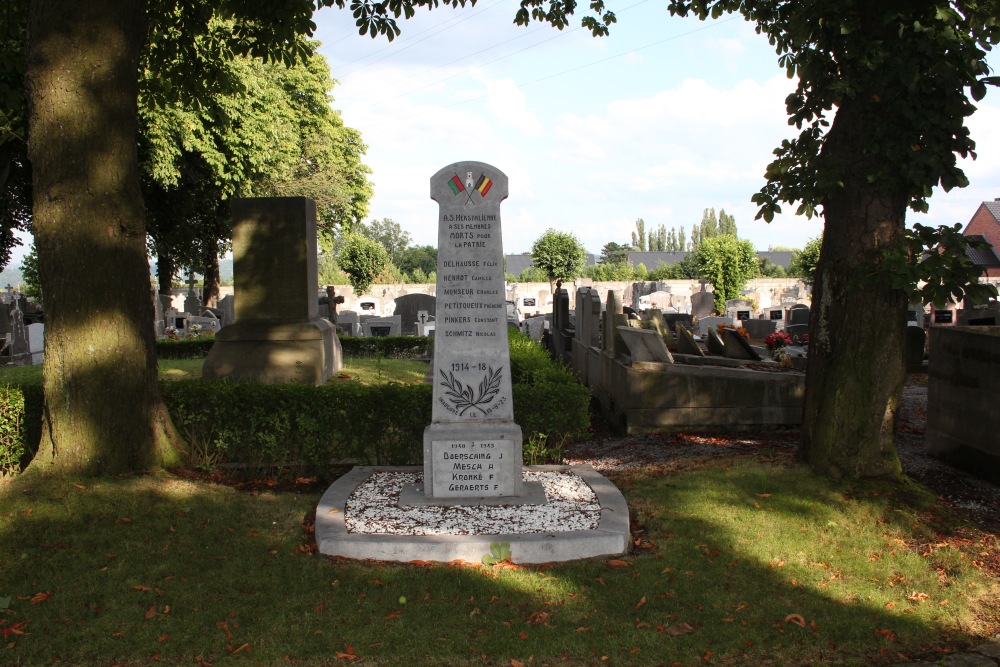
[523,315,546,341]
[785,323,809,343]
[723,328,762,361]
[742,319,776,340]
[674,322,704,356]
[394,293,437,335]
[183,273,201,314]
[706,327,726,355]
[604,290,625,357]
[8,300,29,363]
[768,307,784,323]
[788,304,810,326]
[725,298,754,323]
[904,326,926,372]
[362,316,401,337]
[697,316,731,336]
[27,323,44,364]
[664,313,693,331]
[933,309,954,325]
[217,294,235,328]
[617,326,674,363]
[691,282,715,319]
[646,291,672,310]
[203,197,340,385]
[642,308,668,339]
[423,161,527,500]
[338,311,360,336]
[0,302,10,341]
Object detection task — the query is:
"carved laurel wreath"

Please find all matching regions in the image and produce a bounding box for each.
[439,367,503,416]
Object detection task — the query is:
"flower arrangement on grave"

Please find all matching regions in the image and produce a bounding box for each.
[189,323,203,336]
[164,325,179,340]
[764,331,792,351]
[771,345,794,368]
[717,323,749,339]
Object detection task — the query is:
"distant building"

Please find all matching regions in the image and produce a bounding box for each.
[627,250,794,270]
[504,253,596,277]
[962,199,1000,278]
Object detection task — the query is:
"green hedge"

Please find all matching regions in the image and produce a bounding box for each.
[155,337,215,359]
[339,335,432,359]
[1,332,589,475]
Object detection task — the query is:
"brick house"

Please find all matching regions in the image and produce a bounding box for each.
[962,199,1000,278]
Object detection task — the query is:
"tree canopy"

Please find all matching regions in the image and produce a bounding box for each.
[695,235,758,312]
[531,228,587,292]
[339,232,389,296]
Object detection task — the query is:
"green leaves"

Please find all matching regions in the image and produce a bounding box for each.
[339,233,390,296]
[481,541,512,566]
[531,228,587,285]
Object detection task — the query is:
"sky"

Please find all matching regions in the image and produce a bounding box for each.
[312,0,1000,257]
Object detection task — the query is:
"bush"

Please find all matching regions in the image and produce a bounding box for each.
[1,333,589,474]
[0,384,43,477]
[339,336,432,359]
[156,337,216,359]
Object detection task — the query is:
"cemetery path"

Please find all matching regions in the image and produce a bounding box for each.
[564,377,1000,535]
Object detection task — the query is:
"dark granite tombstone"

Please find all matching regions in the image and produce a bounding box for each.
[742,319,776,340]
[394,293,437,335]
[691,283,715,319]
[969,316,997,326]
[788,304,810,326]
[904,326,926,373]
[664,313,693,330]
[933,310,954,324]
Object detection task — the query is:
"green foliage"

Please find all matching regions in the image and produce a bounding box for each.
[481,541,512,566]
[631,218,646,252]
[788,237,822,282]
[338,335,432,359]
[514,265,549,283]
[358,218,411,265]
[757,258,788,278]
[339,233,389,296]
[155,337,216,359]
[317,254,351,287]
[523,433,564,465]
[531,228,587,286]
[0,383,41,477]
[18,239,40,303]
[398,244,437,281]
[883,223,999,308]
[647,252,699,280]
[696,235,759,312]
[599,241,632,265]
[582,261,636,282]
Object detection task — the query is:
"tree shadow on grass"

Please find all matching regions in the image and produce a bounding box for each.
[0,460,995,666]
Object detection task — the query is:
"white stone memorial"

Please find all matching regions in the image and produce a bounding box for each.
[422,161,526,499]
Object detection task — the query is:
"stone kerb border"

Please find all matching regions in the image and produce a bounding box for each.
[316,465,630,564]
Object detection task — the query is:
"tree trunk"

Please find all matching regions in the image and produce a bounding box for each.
[799,98,906,479]
[26,0,182,475]
[202,248,219,308]
[157,253,175,297]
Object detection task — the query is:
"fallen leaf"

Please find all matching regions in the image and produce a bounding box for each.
[785,614,806,627]
[73,484,86,490]
[157,635,170,643]
[104,553,118,560]
[635,596,647,610]
[115,517,132,525]
[30,592,51,604]
[385,611,401,619]
[227,643,250,654]
[876,628,897,642]
[906,591,930,602]
[663,622,695,636]
[368,579,385,586]
[575,627,590,632]
[145,606,157,620]
[607,560,631,568]
[756,493,771,498]
[884,601,897,610]
[511,661,526,667]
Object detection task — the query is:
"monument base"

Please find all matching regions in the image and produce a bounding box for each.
[423,422,524,499]
[202,318,340,386]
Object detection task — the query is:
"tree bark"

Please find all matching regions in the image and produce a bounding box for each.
[201,247,219,308]
[26,0,182,475]
[157,253,175,297]
[799,97,906,479]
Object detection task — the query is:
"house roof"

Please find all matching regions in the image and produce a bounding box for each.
[983,200,1000,221]
[504,253,597,277]
[627,251,690,268]
[965,234,1000,268]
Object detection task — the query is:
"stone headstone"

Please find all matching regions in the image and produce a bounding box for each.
[785,323,809,343]
[423,161,525,500]
[691,283,715,319]
[788,304,810,326]
[674,322,704,356]
[768,307,784,322]
[742,319,776,340]
[932,309,954,325]
[642,308,667,338]
[338,311,360,336]
[664,313,693,331]
[723,328,762,361]
[362,316,401,337]
[8,300,29,361]
[523,315,546,341]
[394,293,437,335]
[27,323,44,365]
[697,316,731,336]
[0,302,11,340]
[202,197,340,385]
[217,294,235,328]
[617,326,674,363]
[646,291,672,310]
[706,327,726,355]
[604,290,624,356]
[184,273,201,315]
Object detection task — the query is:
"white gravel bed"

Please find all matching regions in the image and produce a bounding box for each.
[345,470,601,536]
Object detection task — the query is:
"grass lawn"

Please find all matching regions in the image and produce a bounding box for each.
[0,356,429,385]
[1,453,996,666]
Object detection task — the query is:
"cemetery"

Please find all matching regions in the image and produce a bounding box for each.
[1,170,999,664]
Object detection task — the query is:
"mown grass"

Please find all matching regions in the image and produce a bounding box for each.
[1,455,996,666]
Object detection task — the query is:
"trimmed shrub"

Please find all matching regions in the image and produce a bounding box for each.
[0,384,43,476]
[339,336,431,359]
[156,338,215,359]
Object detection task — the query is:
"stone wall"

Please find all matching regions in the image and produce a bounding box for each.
[926,325,1000,482]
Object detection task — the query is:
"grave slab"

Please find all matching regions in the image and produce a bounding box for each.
[316,465,630,564]
[618,326,674,363]
[674,322,704,356]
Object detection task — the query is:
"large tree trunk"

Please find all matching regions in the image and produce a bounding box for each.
[201,247,220,308]
[157,253,175,297]
[799,98,906,479]
[26,0,182,475]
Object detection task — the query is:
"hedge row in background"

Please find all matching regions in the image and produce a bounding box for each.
[155,337,216,359]
[338,335,432,359]
[1,331,589,476]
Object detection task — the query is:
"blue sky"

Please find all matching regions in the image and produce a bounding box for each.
[313,0,1000,256]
